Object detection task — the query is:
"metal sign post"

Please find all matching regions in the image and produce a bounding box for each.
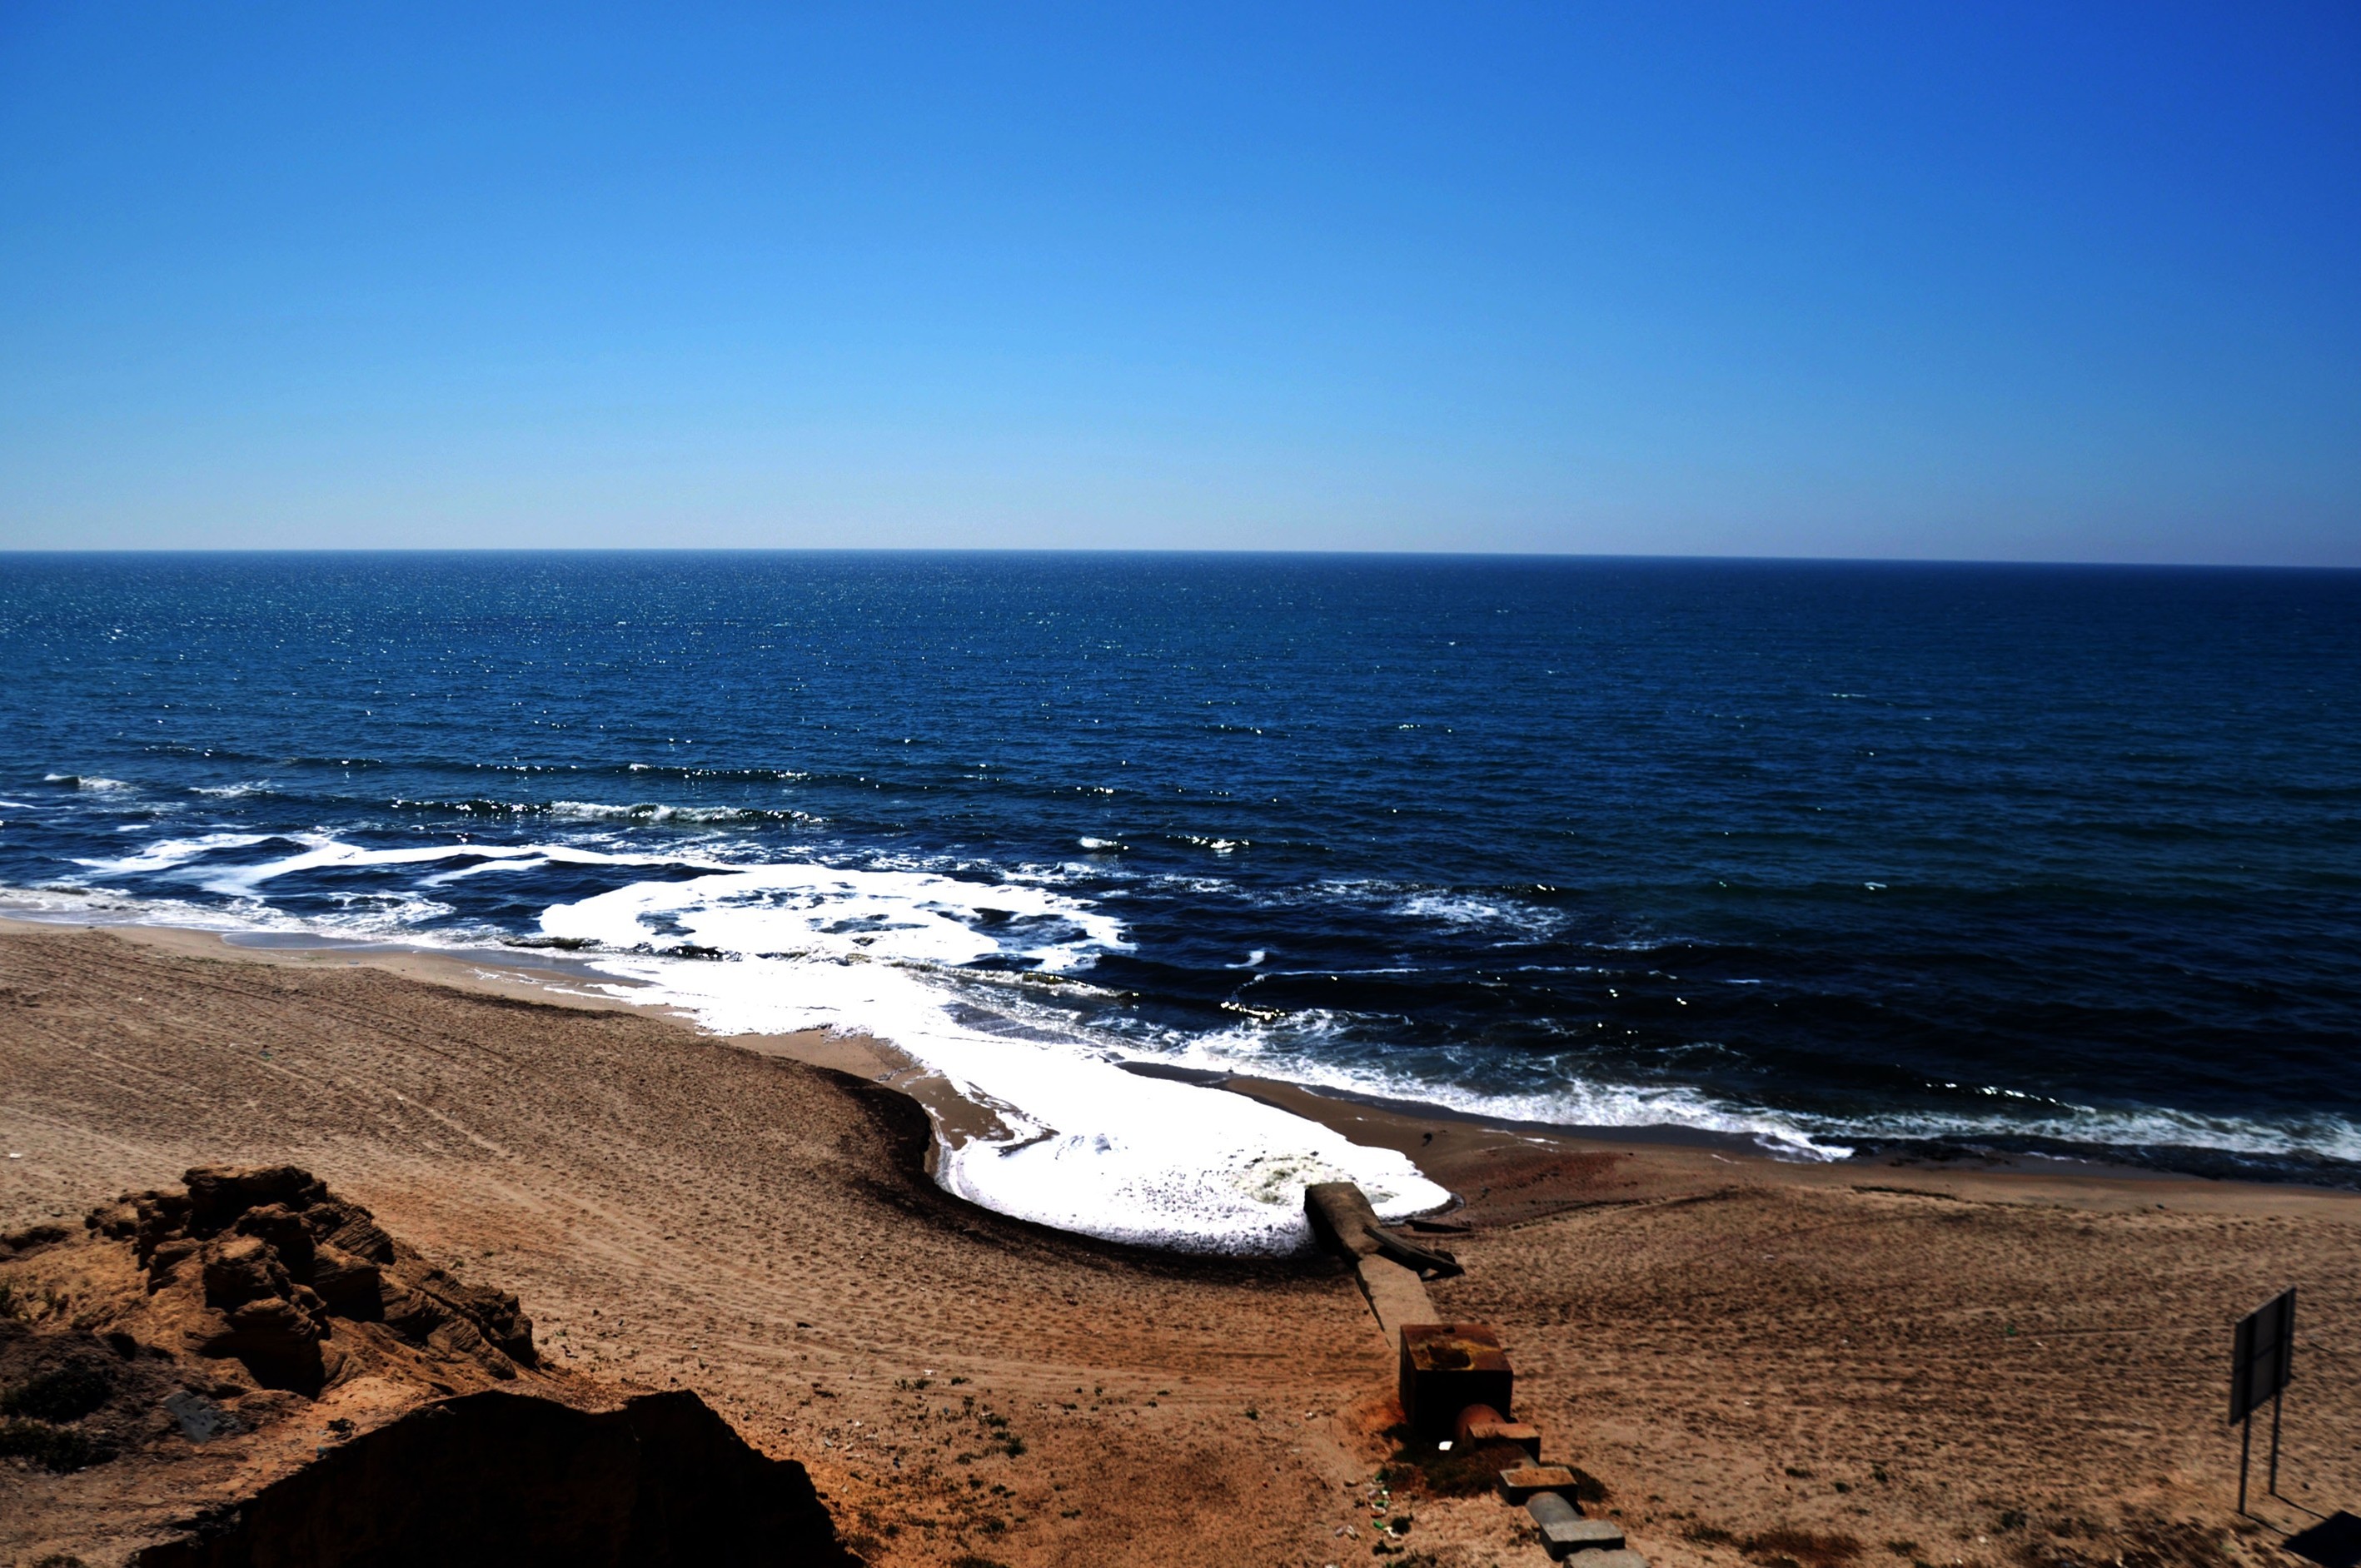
[2229,1287,2296,1516]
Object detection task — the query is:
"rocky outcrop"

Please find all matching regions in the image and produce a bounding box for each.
[87,1164,539,1395]
[2,1167,857,1566]
[132,1387,856,1568]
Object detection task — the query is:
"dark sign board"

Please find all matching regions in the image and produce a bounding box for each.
[2229,1287,2295,1426]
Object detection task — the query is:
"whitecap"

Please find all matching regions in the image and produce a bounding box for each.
[1180,835,1249,854]
[545,800,817,826]
[72,832,275,876]
[547,800,640,819]
[539,861,1125,974]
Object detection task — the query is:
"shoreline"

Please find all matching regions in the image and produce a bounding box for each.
[0,904,1457,1252]
[3,909,2344,1231]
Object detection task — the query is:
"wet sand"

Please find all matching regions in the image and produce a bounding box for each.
[2,918,2355,1567]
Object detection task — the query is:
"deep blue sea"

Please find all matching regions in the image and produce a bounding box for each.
[3,553,2357,1237]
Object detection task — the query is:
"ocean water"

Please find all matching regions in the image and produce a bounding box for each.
[2,552,2356,1247]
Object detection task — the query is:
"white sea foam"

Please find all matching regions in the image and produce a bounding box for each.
[1132,1012,2361,1169]
[549,799,728,822]
[46,774,128,792]
[0,881,409,942]
[1130,1017,1844,1157]
[1782,1100,2361,1167]
[530,861,1452,1250]
[1180,835,1248,854]
[545,800,819,825]
[32,834,1452,1251]
[582,943,1447,1249]
[547,800,638,819]
[1393,889,1565,936]
[73,833,276,876]
[540,862,1123,969]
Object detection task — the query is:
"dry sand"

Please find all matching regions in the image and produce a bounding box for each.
[2,918,2354,1568]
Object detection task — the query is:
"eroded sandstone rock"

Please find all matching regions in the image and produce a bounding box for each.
[5,1167,856,1566]
[101,1164,538,1394]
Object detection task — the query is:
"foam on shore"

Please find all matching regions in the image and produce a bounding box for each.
[22,836,1455,1252]
[535,864,1452,1252]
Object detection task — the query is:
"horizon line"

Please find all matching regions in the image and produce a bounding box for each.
[2,545,2355,573]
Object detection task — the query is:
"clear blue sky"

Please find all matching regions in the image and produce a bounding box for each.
[2,3,2356,561]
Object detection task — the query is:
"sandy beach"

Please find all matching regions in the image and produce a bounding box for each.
[3,918,2354,1567]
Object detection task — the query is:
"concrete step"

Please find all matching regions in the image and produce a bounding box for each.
[1579,1550,1651,1568]
[1524,1492,1630,1560]
[1498,1464,1579,1505]
[1458,1401,1543,1459]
